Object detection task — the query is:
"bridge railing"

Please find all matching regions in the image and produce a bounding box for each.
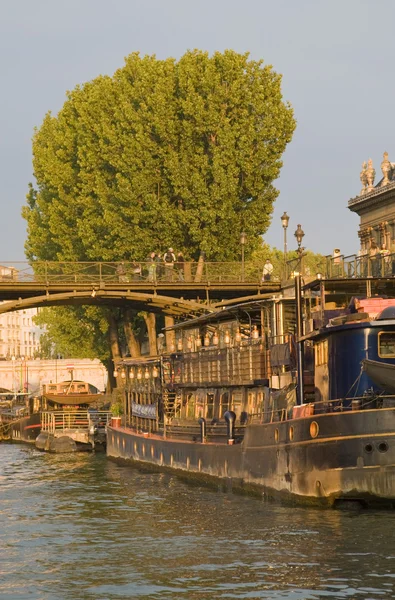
[0,261,267,284]
[4,256,395,285]
[324,253,395,279]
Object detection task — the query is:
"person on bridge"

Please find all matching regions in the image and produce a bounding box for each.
[116,262,129,283]
[147,252,157,282]
[155,253,164,281]
[131,261,142,281]
[262,259,274,281]
[163,248,176,281]
[176,252,185,281]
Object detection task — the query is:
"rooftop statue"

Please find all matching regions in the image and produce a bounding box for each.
[360,161,368,195]
[366,158,376,192]
[381,151,391,187]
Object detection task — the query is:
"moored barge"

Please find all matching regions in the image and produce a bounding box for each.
[107,275,395,507]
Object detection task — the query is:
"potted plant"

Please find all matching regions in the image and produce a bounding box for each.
[110,400,123,428]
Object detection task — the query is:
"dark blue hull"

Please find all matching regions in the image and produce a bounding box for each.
[107,406,395,507]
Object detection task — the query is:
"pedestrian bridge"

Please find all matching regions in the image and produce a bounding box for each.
[0,260,281,316]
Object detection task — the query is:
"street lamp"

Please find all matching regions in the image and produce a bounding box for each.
[281,211,290,277]
[240,232,246,282]
[294,224,305,253]
[294,224,305,274]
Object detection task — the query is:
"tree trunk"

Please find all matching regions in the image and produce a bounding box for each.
[107,313,122,388]
[104,357,116,393]
[124,309,141,358]
[164,316,175,351]
[184,261,192,282]
[143,312,158,356]
[194,251,205,283]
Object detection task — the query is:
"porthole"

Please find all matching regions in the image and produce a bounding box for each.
[275,428,279,443]
[310,421,319,438]
[289,426,294,441]
[378,441,389,453]
[364,443,374,453]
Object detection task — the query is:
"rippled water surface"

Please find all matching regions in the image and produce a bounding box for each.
[1,444,395,599]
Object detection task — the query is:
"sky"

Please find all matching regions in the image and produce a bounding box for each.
[1,0,394,262]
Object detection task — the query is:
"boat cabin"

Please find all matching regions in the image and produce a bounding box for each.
[302,277,395,403]
[120,296,298,435]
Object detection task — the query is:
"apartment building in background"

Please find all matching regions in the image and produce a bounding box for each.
[0,307,43,359]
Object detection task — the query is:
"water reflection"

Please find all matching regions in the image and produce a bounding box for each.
[0,444,395,599]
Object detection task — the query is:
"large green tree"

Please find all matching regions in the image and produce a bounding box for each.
[23,49,296,374]
[23,49,295,262]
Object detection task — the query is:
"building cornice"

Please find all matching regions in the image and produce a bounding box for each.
[348,181,395,213]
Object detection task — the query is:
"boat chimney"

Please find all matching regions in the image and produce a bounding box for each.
[224,411,236,444]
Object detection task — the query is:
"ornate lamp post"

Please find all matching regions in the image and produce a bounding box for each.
[294,224,305,274]
[240,232,246,282]
[281,211,290,278]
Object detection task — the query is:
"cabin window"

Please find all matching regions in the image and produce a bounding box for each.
[257,392,264,413]
[314,340,328,366]
[185,394,195,418]
[206,394,215,420]
[378,332,395,357]
[220,392,229,417]
[231,391,243,418]
[248,391,256,414]
[195,397,204,419]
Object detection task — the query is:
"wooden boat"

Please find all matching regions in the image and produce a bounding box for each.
[106,276,395,508]
[42,380,103,407]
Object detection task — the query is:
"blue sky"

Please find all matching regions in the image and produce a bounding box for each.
[1,0,394,261]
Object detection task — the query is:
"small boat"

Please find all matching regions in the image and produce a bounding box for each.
[362,359,395,394]
[42,380,102,408]
[0,392,41,443]
[36,378,111,453]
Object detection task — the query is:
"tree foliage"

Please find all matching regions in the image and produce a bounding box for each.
[34,306,111,361]
[23,49,295,262]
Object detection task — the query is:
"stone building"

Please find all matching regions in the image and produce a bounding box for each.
[0,307,44,359]
[0,357,107,395]
[348,152,395,251]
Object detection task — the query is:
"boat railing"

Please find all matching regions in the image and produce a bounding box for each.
[164,422,246,442]
[124,420,247,443]
[169,338,270,386]
[249,394,386,424]
[41,410,112,435]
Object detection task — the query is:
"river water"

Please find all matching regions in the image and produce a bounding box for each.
[1,444,395,600]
